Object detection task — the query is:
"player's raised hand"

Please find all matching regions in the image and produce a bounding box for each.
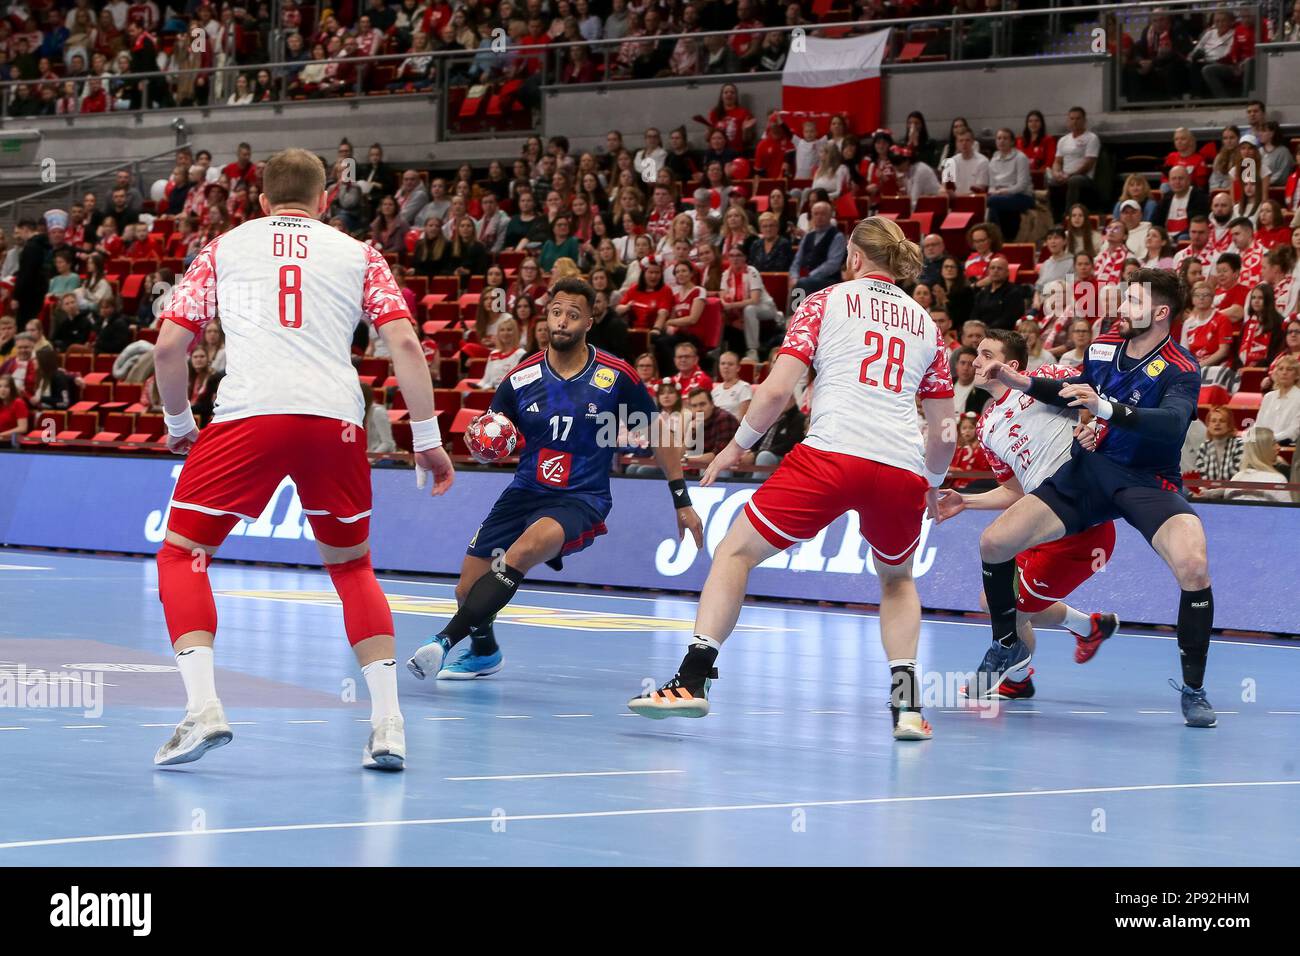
[700,441,744,486]
[166,427,199,456]
[1073,422,1099,451]
[676,505,704,548]
[1060,382,1102,415]
[931,488,966,523]
[985,360,1031,392]
[414,447,456,496]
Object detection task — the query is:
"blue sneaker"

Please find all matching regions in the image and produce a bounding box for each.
[437,647,503,680]
[967,638,1032,700]
[407,635,451,680]
[1170,679,1217,728]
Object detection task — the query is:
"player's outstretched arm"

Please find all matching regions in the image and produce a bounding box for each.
[700,353,806,487]
[380,318,454,496]
[936,473,1026,523]
[1061,371,1198,444]
[648,417,704,548]
[920,397,959,517]
[154,318,201,454]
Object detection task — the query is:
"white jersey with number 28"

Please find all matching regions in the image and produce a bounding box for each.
[161,213,412,427]
[778,274,954,476]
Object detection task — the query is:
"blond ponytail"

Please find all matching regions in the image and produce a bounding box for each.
[849,216,923,283]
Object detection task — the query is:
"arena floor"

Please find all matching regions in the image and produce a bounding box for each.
[1,548,1297,866]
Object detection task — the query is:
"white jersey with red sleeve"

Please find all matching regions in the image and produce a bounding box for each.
[160,213,412,427]
[975,364,1079,493]
[778,274,954,476]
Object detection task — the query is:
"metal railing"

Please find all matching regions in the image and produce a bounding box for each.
[0,0,1273,141]
[0,143,191,224]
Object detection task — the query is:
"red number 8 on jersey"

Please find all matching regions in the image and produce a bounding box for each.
[860,330,906,392]
[279,264,303,329]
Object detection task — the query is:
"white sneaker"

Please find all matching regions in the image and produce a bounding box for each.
[363,715,406,771]
[154,700,233,766]
[892,710,933,741]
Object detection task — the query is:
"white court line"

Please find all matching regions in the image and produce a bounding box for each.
[138,723,173,728]
[0,564,52,571]
[62,724,105,729]
[551,714,593,718]
[744,711,784,716]
[1268,711,1300,715]
[374,578,1300,648]
[424,716,466,721]
[0,727,28,731]
[494,715,531,720]
[810,710,849,715]
[228,721,258,726]
[445,769,684,782]
[286,720,327,724]
[1070,711,1107,715]
[3,779,1297,853]
[1005,711,1040,715]
[1139,710,1175,715]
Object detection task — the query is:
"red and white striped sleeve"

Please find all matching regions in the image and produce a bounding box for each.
[158,238,220,333]
[975,408,1014,483]
[361,243,414,329]
[918,327,955,399]
[777,287,832,366]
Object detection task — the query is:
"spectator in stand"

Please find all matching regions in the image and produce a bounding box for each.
[748,211,793,273]
[393,169,429,224]
[0,374,30,443]
[1016,109,1056,173]
[28,347,78,410]
[1152,165,1209,241]
[939,128,989,195]
[1254,201,1290,249]
[410,218,448,277]
[790,118,825,181]
[1035,227,1074,293]
[1139,225,1176,269]
[1113,199,1151,258]
[202,322,226,375]
[1048,106,1101,219]
[47,249,80,297]
[1181,280,1236,367]
[587,289,628,359]
[934,255,975,328]
[187,345,224,425]
[1093,219,1131,286]
[1238,283,1286,369]
[1209,125,1241,192]
[710,350,753,420]
[809,143,851,201]
[1263,246,1297,320]
[741,391,805,470]
[1112,174,1159,222]
[1064,202,1101,258]
[0,315,17,359]
[1190,8,1255,100]
[466,317,526,391]
[369,195,409,254]
[1212,252,1249,323]
[445,215,490,281]
[947,411,990,491]
[1161,128,1212,192]
[1059,318,1093,368]
[788,201,846,298]
[1222,427,1290,502]
[1257,356,1300,443]
[890,146,942,208]
[1228,217,1267,286]
[964,222,1002,282]
[616,255,674,330]
[969,255,1028,330]
[51,292,94,350]
[719,245,776,361]
[986,127,1034,240]
[1126,9,1192,101]
[684,386,737,472]
[951,345,992,416]
[918,234,947,288]
[1191,405,1244,497]
[539,213,579,272]
[900,111,939,170]
[0,333,37,395]
[1016,317,1051,371]
[24,319,52,354]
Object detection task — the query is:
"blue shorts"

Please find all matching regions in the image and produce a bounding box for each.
[1032,452,1195,544]
[467,486,611,571]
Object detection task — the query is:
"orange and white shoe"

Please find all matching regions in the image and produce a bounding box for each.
[627,672,715,719]
[891,708,933,741]
[1072,612,1119,664]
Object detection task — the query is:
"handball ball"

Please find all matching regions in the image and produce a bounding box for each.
[466,412,520,464]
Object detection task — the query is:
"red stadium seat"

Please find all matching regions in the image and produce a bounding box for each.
[64,353,93,374]
[876,196,911,217]
[760,273,789,310]
[80,383,113,403]
[1237,368,1267,393]
[449,407,481,456]
[93,354,118,373]
[464,389,494,410]
[694,298,723,351]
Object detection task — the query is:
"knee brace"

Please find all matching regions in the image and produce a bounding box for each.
[156,540,218,644]
[326,553,394,646]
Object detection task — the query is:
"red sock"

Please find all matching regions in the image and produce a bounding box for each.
[326,554,394,646]
[156,540,217,645]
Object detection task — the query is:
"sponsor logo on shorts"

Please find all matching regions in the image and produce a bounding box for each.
[592,366,618,392]
[536,449,572,487]
[511,364,543,388]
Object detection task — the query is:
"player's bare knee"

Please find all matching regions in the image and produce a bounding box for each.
[1173,552,1210,591]
[979,526,1015,564]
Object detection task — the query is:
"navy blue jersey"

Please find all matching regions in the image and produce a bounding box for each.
[490,346,657,506]
[1071,332,1200,484]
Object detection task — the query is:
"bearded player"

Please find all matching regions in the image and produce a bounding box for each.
[628,217,957,741]
[932,328,1119,700]
[407,276,703,682]
[153,148,455,771]
[976,269,1217,727]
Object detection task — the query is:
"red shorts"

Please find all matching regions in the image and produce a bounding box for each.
[745,443,928,566]
[168,414,372,548]
[1015,520,1116,613]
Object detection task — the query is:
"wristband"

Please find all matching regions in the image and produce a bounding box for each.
[409,417,443,452]
[735,417,763,450]
[1095,398,1114,421]
[923,467,947,489]
[163,407,198,438]
[668,477,692,508]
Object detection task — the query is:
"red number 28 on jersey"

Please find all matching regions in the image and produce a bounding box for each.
[860,330,906,392]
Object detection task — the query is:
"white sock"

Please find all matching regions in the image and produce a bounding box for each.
[1062,605,1092,636]
[362,659,401,726]
[692,634,722,652]
[887,658,918,670]
[175,645,218,713]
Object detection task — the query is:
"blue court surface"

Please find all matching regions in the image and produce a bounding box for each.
[1,547,1297,867]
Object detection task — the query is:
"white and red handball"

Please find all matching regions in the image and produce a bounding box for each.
[466,412,521,464]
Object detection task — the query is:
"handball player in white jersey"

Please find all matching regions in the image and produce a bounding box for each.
[629,217,957,741]
[151,148,455,771]
[932,328,1119,700]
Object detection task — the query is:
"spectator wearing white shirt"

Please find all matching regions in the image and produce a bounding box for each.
[790,119,826,180]
[985,127,1034,241]
[891,147,942,207]
[718,246,776,360]
[1224,427,1291,503]
[634,127,668,180]
[105,0,129,30]
[1256,356,1300,445]
[939,129,989,195]
[1058,318,1093,367]
[1035,227,1074,294]
[809,143,852,202]
[710,351,753,420]
[1048,106,1102,219]
[1118,200,1153,258]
